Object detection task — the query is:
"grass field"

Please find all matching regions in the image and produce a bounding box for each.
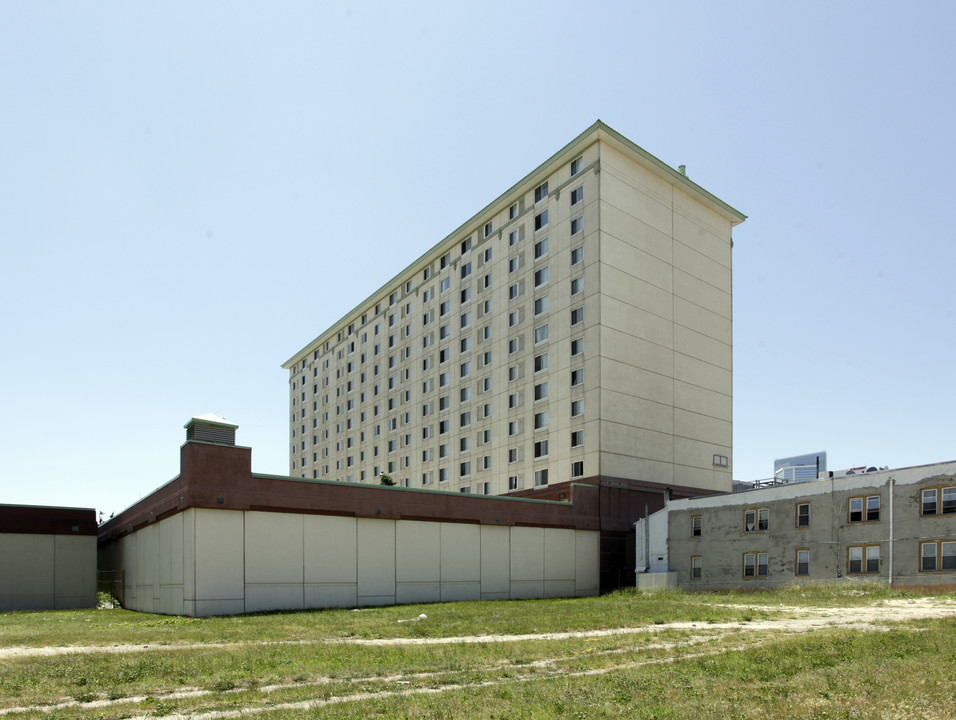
[1,584,954,719]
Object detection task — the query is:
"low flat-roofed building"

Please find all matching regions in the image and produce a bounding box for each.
[0,504,98,611]
[637,460,956,589]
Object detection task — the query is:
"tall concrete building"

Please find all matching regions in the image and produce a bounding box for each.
[283,121,745,498]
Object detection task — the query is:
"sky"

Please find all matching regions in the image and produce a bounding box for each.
[2,1,954,519]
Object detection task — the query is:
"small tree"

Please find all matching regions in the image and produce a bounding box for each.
[379,473,396,486]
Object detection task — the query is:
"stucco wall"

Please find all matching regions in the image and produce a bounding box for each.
[106,508,600,616]
[0,533,97,611]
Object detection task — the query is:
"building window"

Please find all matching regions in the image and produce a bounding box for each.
[848,545,880,575]
[570,338,583,356]
[571,369,583,386]
[508,475,519,490]
[460,436,471,452]
[570,216,583,235]
[534,237,549,258]
[796,549,810,576]
[508,448,519,463]
[570,400,583,417]
[570,307,584,325]
[743,552,768,578]
[922,486,956,515]
[439,467,448,483]
[570,430,583,448]
[921,541,956,572]
[570,185,584,205]
[440,277,450,293]
[571,460,584,478]
[534,210,548,231]
[534,181,548,204]
[796,503,810,528]
[509,420,520,436]
[461,286,472,304]
[849,495,880,523]
[534,353,548,372]
[571,246,583,265]
[509,310,521,327]
[509,202,518,220]
[691,555,702,581]
[713,454,729,467]
[570,156,583,175]
[461,237,472,254]
[534,266,549,287]
[534,440,548,458]
[508,392,521,409]
[691,515,701,537]
[744,508,769,533]
[534,411,549,429]
[509,228,520,246]
[534,469,549,486]
[484,222,493,237]
[461,261,472,279]
[571,277,583,296]
[534,382,548,401]
[534,295,548,316]
[534,323,549,344]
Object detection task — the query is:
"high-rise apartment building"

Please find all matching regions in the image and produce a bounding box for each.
[283,121,745,497]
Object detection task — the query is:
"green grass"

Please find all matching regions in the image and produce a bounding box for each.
[0,585,953,719]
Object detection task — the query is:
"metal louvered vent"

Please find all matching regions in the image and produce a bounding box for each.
[184,414,238,446]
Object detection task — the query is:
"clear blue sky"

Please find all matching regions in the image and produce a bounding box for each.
[2,2,954,518]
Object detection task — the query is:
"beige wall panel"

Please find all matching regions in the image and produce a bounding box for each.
[674,464,731,493]
[602,296,673,349]
[673,353,732,396]
[510,526,545,581]
[193,598,246,616]
[305,583,357,608]
[600,222,673,288]
[246,585,304,613]
[672,239,730,293]
[544,528,575,580]
[159,586,185,616]
[673,270,731,320]
[396,520,440,583]
[165,512,185,586]
[602,390,675,435]
[674,326,732,371]
[510,580,545,599]
[601,451,675,485]
[674,297,732,344]
[357,518,396,602]
[183,509,196,607]
[159,515,173,587]
[441,522,480,582]
[304,515,357,584]
[194,509,245,603]
[441,581,481,602]
[674,436,732,470]
[0,534,53,611]
[600,419,675,464]
[674,380,732,421]
[600,154,673,236]
[544,579,576,598]
[674,408,731,447]
[396,582,441,605]
[135,523,158,612]
[673,190,734,242]
[601,342,675,392]
[480,525,510,594]
[245,511,304,585]
[601,142,675,198]
[574,530,600,594]
[601,264,674,320]
[54,535,96,609]
[119,533,137,606]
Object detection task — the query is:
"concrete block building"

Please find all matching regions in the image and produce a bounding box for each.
[283,121,746,501]
[637,460,956,589]
[0,504,98,611]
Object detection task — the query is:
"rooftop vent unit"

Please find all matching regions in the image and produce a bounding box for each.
[184,414,238,446]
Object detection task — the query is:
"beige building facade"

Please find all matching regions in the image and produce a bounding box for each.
[283,121,745,497]
[637,460,956,589]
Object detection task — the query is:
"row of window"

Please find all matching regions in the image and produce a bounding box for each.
[690,541,956,580]
[691,490,955,538]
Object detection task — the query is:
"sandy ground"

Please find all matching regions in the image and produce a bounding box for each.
[1,597,954,719]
